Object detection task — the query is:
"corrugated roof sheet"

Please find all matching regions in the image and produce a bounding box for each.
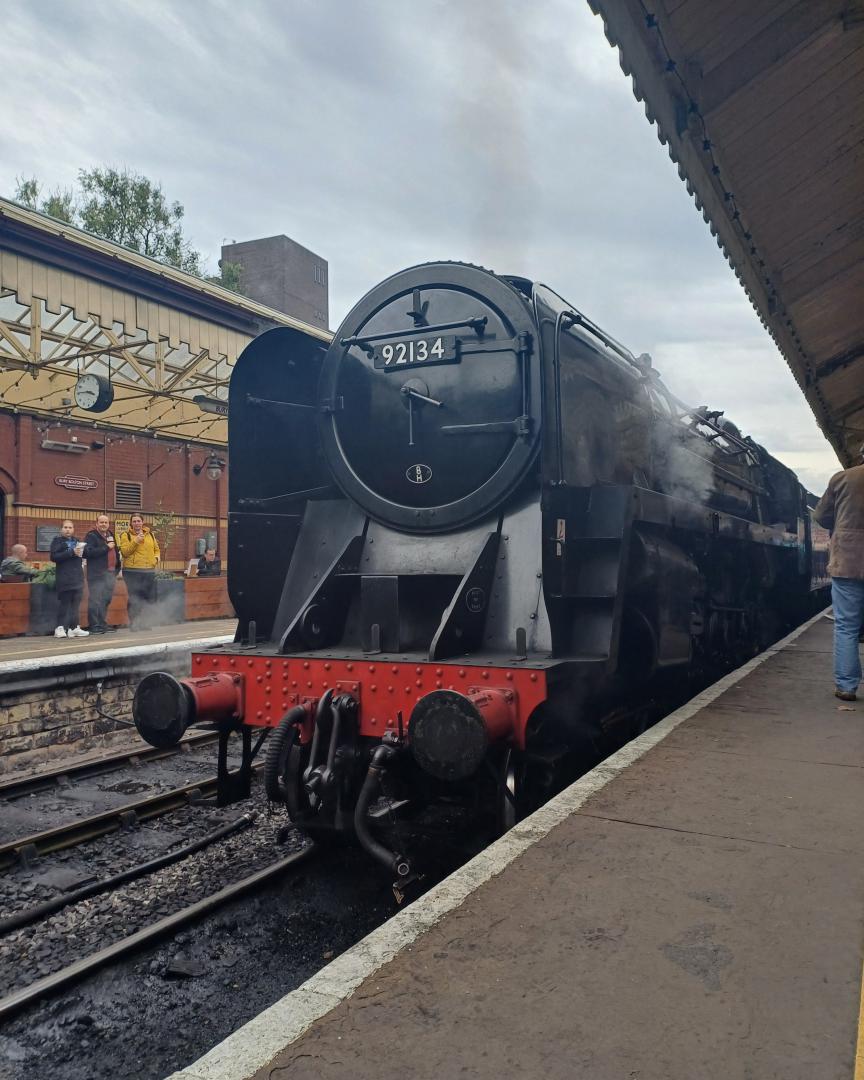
[589,0,864,466]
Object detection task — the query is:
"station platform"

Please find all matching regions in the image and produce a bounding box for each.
[169,609,864,1080]
[0,618,237,779]
[0,618,235,673]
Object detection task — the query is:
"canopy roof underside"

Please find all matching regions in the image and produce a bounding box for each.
[590,0,864,466]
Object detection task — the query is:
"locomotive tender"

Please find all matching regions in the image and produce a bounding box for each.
[134,262,828,883]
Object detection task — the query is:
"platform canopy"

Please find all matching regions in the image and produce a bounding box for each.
[589,0,864,466]
[0,198,330,445]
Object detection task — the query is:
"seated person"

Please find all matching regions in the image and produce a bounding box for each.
[196,548,222,577]
[0,544,37,580]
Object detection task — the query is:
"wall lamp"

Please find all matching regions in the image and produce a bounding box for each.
[193,453,226,480]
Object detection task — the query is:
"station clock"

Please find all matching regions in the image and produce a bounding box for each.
[73,374,115,413]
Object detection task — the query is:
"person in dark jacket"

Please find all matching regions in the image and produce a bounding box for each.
[83,514,121,634]
[196,548,221,577]
[50,520,89,639]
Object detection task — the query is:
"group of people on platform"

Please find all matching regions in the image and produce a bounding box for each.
[51,513,158,638]
[0,513,221,640]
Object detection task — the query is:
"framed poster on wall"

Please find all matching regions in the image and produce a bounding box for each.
[35,525,61,552]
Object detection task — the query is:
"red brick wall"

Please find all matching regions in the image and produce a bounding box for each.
[0,412,228,571]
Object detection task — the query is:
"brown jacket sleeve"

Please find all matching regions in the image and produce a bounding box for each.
[814,473,839,531]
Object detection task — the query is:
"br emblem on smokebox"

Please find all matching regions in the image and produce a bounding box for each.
[407,464,432,484]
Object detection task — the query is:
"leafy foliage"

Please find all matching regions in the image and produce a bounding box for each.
[13,169,243,292]
[150,505,179,564]
[77,167,202,273]
[206,259,246,295]
[32,564,57,588]
[15,176,76,224]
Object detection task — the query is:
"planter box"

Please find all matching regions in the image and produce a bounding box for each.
[0,583,31,637]
[29,582,58,636]
[20,583,130,630]
[152,577,185,626]
[77,578,129,630]
[0,576,231,639]
[185,576,234,621]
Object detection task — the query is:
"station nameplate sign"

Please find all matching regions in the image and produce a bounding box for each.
[54,475,99,491]
[193,395,229,417]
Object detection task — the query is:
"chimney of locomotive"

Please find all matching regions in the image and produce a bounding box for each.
[408,688,516,781]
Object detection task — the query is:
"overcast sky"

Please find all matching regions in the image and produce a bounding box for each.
[0,0,840,492]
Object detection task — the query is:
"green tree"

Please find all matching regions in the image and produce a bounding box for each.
[15,176,76,224]
[12,168,228,283]
[205,259,246,295]
[150,504,180,568]
[77,167,202,273]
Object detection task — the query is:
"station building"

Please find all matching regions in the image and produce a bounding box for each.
[0,198,329,569]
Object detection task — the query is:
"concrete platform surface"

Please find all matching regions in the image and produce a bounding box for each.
[171,612,864,1080]
[0,618,235,671]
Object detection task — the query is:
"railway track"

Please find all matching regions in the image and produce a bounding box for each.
[0,844,315,1023]
[0,762,264,870]
[0,731,220,802]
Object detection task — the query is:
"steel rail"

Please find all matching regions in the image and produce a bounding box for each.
[0,732,220,802]
[0,763,263,870]
[0,813,258,936]
[0,845,315,1022]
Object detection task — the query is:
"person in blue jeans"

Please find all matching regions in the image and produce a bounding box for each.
[814,452,864,700]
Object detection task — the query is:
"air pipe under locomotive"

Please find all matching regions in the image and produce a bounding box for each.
[133,262,828,885]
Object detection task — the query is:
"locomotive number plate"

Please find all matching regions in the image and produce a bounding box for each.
[374,335,458,369]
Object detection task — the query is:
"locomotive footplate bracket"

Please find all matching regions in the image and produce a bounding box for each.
[429,530,501,661]
[216,725,253,807]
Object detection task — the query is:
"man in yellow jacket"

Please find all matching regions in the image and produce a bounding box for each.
[118,513,160,631]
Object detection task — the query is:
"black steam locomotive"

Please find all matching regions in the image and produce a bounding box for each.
[134,262,828,883]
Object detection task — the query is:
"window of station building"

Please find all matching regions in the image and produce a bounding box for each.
[114,480,143,511]
[313,265,326,286]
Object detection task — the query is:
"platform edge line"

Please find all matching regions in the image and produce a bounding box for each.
[165,608,828,1080]
[856,953,864,1078]
[0,635,233,678]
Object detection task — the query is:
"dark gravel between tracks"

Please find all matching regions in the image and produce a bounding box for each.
[0,740,232,848]
[0,840,400,1080]
[0,787,296,992]
[0,773,255,921]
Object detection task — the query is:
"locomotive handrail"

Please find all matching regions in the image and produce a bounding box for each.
[340,315,488,350]
[538,282,644,373]
[237,484,335,507]
[551,309,569,485]
[540,286,759,466]
[246,394,316,410]
[560,309,646,373]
